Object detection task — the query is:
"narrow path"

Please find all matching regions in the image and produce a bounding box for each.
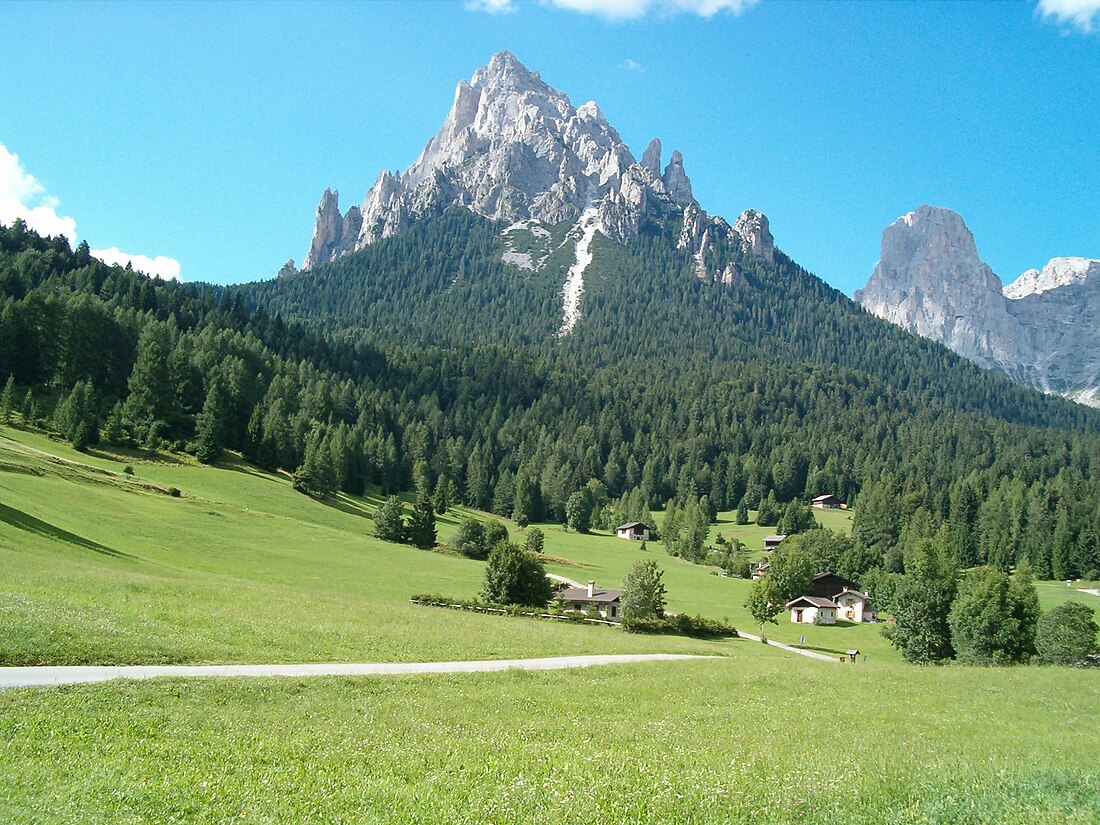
[736,631,840,662]
[0,654,717,690]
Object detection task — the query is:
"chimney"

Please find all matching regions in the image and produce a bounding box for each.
[587,581,595,598]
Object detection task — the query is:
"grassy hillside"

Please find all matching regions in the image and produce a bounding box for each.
[3,428,1100,822]
[0,427,715,666]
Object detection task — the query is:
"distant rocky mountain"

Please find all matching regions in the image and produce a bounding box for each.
[296,50,772,333]
[856,205,1100,407]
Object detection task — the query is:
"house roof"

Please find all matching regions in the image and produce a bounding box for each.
[785,596,839,609]
[833,587,872,602]
[557,587,622,603]
[812,494,840,502]
[764,534,787,542]
[616,522,647,531]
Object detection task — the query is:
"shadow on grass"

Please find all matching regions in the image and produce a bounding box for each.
[0,502,131,558]
[323,495,375,519]
[217,456,287,485]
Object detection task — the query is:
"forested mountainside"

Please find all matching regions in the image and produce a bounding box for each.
[5,215,1099,581]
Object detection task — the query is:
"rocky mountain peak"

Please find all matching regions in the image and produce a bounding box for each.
[299,51,778,310]
[641,138,662,178]
[1003,256,1100,299]
[857,205,1100,407]
[662,149,695,206]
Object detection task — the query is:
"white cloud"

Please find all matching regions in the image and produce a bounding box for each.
[90,247,181,281]
[0,142,181,279]
[620,57,645,71]
[1037,0,1100,32]
[466,0,517,13]
[544,0,757,21]
[0,144,78,246]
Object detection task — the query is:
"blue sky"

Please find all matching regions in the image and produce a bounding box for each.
[1,0,1098,294]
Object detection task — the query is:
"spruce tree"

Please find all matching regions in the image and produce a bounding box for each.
[373,495,407,543]
[195,382,228,464]
[0,375,14,424]
[407,488,437,549]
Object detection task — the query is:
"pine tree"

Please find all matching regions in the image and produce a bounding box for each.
[195,382,228,464]
[0,375,14,424]
[373,495,407,543]
[735,496,749,525]
[102,401,127,445]
[407,488,438,549]
[433,476,452,515]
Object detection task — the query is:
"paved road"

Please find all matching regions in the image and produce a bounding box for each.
[0,654,718,689]
[735,631,841,662]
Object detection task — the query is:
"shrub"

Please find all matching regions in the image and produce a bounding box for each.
[481,542,552,607]
[167,487,181,498]
[624,614,737,638]
[1036,601,1099,666]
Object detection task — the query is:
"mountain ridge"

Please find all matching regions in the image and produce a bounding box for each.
[297,50,773,335]
[856,205,1100,407]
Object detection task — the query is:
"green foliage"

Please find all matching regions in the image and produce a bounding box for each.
[620,559,667,622]
[485,520,509,550]
[735,497,749,525]
[453,517,488,560]
[883,529,958,663]
[565,489,592,533]
[53,379,98,450]
[1035,601,1099,666]
[524,527,544,555]
[0,374,14,423]
[406,489,438,550]
[373,495,407,544]
[755,491,780,527]
[194,381,227,464]
[948,565,1039,666]
[481,541,552,607]
[623,614,736,637]
[776,498,818,536]
[745,540,815,626]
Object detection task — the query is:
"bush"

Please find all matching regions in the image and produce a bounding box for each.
[623,614,737,638]
[167,487,181,498]
[1036,601,1099,666]
[123,465,134,476]
[481,541,552,607]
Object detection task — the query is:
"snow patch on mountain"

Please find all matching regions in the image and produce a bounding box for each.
[558,206,601,336]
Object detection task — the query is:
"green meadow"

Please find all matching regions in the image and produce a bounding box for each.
[2,655,1098,824]
[2,426,1099,823]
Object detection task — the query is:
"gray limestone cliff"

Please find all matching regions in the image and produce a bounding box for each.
[300,51,775,280]
[856,205,1100,407]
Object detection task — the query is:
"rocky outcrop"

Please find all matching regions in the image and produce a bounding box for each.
[298,50,781,334]
[662,150,695,207]
[1004,257,1100,299]
[856,205,1100,407]
[733,209,774,264]
[641,138,662,178]
[301,51,759,272]
[303,189,362,270]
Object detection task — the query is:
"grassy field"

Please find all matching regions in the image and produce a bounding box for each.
[3,426,1099,822]
[2,653,1098,823]
[0,427,716,666]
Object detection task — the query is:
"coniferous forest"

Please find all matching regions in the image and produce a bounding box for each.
[3,211,1099,588]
